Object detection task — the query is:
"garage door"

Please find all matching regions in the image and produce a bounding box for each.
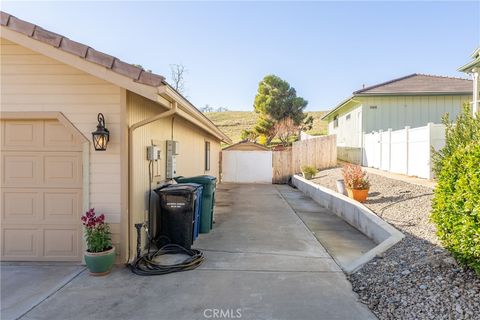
[1,119,83,261]
[221,150,273,183]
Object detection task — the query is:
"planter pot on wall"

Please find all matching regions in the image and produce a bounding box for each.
[84,246,115,276]
[336,179,347,196]
[302,172,314,180]
[346,188,369,203]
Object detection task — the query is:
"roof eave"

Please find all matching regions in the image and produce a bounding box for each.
[458,59,480,73]
[321,96,356,121]
[159,85,232,144]
[354,91,472,97]
[0,23,231,144]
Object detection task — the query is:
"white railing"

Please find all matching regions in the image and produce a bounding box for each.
[362,123,445,179]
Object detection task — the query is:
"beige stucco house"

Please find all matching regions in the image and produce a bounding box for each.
[0,12,231,263]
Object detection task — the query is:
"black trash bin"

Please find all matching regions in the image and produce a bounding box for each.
[156,184,198,249]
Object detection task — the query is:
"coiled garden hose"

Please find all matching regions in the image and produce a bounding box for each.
[129,223,204,276]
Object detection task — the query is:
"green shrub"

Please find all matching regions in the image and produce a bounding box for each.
[431,106,480,273]
[301,165,317,176]
[432,104,480,175]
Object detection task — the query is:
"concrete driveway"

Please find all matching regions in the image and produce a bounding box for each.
[3,184,375,320]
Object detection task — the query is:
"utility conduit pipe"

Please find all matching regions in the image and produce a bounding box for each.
[127,101,178,263]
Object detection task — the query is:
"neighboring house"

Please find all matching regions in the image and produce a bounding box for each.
[0,12,230,263]
[322,74,472,163]
[458,48,480,116]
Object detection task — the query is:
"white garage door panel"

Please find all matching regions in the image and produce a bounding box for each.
[2,154,43,186]
[222,151,273,183]
[44,154,82,187]
[2,228,40,258]
[3,190,43,222]
[43,228,80,258]
[44,191,82,222]
[1,119,83,261]
[2,120,43,149]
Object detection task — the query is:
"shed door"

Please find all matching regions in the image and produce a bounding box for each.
[1,119,83,261]
[221,150,273,183]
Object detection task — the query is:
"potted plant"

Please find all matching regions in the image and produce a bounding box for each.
[342,164,371,203]
[301,165,318,180]
[81,208,115,276]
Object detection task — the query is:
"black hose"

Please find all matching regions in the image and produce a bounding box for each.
[129,243,204,276]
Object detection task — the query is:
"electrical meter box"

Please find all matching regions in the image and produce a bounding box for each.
[166,155,176,179]
[167,140,179,155]
[146,145,161,161]
[166,140,179,179]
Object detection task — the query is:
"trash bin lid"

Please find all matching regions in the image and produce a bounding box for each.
[174,175,217,184]
[171,182,203,191]
[158,184,198,194]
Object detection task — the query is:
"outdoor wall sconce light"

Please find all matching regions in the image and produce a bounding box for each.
[91,113,110,151]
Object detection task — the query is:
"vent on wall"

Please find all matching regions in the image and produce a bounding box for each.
[346,114,351,120]
[370,106,378,110]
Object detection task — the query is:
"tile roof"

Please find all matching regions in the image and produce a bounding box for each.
[353,74,472,95]
[0,11,166,87]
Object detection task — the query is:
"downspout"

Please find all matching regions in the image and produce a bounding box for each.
[127,101,178,263]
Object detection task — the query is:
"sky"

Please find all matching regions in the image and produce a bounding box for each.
[2,1,479,111]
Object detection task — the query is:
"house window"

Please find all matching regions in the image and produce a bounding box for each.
[333,115,339,128]
[205,141,210,171]
[346,114,351,120]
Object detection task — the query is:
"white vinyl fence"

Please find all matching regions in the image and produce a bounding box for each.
[363,123,445,179]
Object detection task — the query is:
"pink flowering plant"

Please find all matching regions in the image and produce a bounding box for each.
[81,208,112,253]
[342,163,371,190]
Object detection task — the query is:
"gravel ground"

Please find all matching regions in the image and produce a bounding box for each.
[312,167,480,320]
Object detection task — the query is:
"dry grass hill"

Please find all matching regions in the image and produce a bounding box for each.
[205,111,329,143]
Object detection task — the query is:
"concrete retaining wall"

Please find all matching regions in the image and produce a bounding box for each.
[292,175,404,273]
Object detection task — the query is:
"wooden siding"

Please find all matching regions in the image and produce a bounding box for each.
[127,92,221,260]
[361,95,471,133]
[328,104,363,148]
[0,38,123,257]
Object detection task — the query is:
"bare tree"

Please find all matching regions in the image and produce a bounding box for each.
[169,64,187,94]
[276,117,298,147]
[200,104,213,113]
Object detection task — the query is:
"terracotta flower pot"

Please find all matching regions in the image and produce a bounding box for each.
[346,188,369,203]
[84,246,115,276]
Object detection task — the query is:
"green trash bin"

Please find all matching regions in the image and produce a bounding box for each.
[174,175,216,233]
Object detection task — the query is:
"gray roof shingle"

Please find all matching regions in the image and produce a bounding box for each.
[0,11,166,87]
[354,74,472,95]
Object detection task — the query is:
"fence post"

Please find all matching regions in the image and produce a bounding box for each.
[379,129,383,169]
[361,131,365,166]
[387,128,392,171]
[405,126,410,175]
[427,122,433,179]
